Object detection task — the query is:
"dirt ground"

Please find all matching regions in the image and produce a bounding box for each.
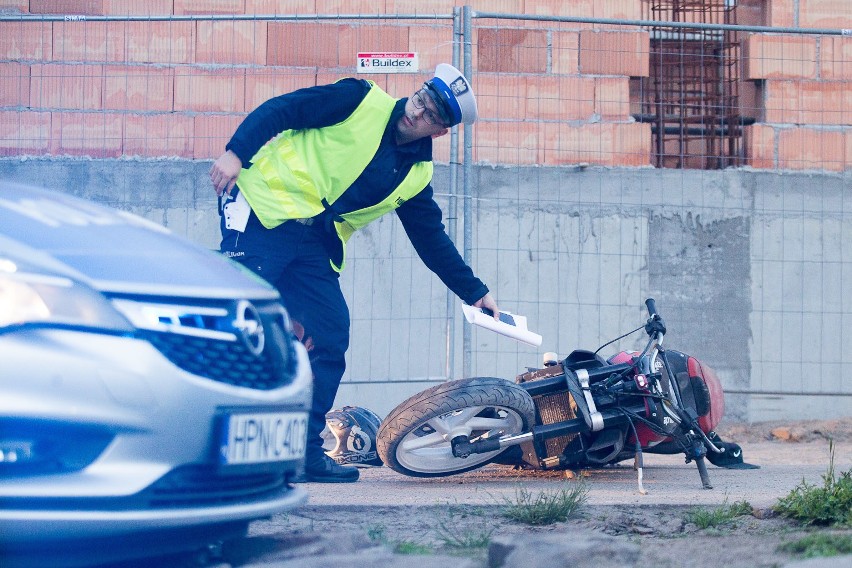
[239,417,852,568]
[715,417,852,444]
[253,503,849,568]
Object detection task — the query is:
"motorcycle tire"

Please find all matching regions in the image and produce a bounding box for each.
[377,377,536,477]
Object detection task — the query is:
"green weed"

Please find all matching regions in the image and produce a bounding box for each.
[433,520,493,550]
[428,503,492,553]
[368,523,433,555]
[367,524,386,542]
[775,440,852,526]
[685,499,752,529]
[778,533,852,558]
[393,541,433,555]
[500,482,588,526]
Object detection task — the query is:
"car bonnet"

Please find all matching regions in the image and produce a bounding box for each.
[0,183,277,300]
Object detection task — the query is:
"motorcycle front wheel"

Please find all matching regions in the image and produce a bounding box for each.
[376,377,536,477]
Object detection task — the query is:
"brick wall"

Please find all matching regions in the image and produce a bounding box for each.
[0,0,849,170]
[744,0,852,171]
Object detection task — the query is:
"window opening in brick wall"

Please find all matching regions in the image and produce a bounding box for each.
[639,0,751,169]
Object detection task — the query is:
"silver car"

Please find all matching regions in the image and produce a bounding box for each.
[0,182,312,565]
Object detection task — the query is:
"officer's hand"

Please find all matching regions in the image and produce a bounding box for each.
[210,150,242,197]
[473,293,500,320]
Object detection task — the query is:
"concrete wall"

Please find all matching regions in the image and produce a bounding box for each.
[3,157,849,423]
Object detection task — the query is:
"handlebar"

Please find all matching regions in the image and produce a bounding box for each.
[645,298,658,318]
[644,298,667,339]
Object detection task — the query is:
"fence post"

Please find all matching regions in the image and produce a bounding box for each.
[445,6,463,381]
[462,4,474,379]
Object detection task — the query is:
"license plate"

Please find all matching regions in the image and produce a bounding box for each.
[219,411,308,465]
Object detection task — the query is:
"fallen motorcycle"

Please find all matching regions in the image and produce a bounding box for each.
[377,299,756,491]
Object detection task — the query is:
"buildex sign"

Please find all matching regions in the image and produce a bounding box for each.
[356,52,419,73]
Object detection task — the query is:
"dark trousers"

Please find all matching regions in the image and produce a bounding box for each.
[220,207,350,460]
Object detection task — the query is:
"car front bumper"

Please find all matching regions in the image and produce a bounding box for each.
[0,326,313,542]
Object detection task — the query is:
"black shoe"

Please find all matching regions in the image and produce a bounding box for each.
[296,453,359,483]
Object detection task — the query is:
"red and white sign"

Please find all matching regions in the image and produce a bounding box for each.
[357,52,419,73]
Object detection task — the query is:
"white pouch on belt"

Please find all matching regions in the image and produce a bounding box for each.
[223,191,251,232]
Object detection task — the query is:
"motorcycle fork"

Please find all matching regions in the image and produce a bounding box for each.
[655,350,715,490]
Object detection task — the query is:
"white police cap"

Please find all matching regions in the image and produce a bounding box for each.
[426,63,478,126]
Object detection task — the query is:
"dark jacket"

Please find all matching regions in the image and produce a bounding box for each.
[225,78,488,305]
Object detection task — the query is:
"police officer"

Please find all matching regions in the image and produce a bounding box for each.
[210,64,499,483]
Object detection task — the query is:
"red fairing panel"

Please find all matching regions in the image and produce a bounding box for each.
[689,356,725,432]
[608,351,637,365]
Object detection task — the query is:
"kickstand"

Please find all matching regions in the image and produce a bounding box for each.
[634,450,647,495]
[696,455,713,489]
[687,437,713,489]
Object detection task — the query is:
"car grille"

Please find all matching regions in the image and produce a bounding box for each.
[140,327,293,390]
[113,298,298,391]
[142,465,292,508]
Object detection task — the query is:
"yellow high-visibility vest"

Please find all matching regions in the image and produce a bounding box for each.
[236,81,433,272]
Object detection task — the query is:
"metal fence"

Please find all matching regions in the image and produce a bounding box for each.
[0,5,850,421]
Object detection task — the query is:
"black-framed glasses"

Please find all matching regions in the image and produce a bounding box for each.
[411,89,446,127]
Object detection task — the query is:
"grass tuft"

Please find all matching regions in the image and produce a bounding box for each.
[430,504,493,551]
[778,533,852,558]
[685,499,752,529]
[433,520,492,550]
[500,482,588,526]
[367,524,386,542]
[393,541,434,555]
[774,440,852,526]
[434,526,492,550]
[368,523,433,555]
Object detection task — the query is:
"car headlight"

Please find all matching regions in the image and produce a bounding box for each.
[0,258,133,333]
[0,418,114,476]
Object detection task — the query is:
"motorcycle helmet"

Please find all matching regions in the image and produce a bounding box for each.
[322,406,383,467]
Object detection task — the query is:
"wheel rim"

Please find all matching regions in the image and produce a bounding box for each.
[395,404,526,474]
